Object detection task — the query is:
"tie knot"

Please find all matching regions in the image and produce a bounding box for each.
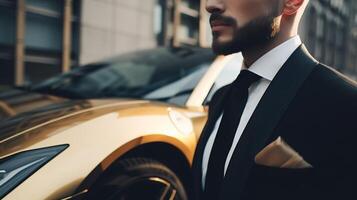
[232,70,261,88]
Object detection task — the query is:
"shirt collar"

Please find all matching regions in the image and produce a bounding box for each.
[242,35,302,81]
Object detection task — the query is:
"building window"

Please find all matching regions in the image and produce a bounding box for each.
[156,0,208,47]
[0,0,80,85]
[335,25,346,70]
[307,7,317,55]
[326,21,336,66]
[24,0,80,84]
[319,15,327,62]
[71,0,80,67]
[0,0,16,85]
[154,0,169,46]
[24,0,64,84]
[173,0,200,46]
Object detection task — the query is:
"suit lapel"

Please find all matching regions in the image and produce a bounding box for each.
[192,84,231,198]
[220,45,318,199]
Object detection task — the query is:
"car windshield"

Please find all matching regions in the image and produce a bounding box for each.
[31,47,215,105]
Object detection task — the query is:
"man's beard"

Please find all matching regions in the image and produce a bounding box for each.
[211,14,280,55]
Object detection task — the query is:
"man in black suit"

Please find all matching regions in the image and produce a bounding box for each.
[192,0,357,199]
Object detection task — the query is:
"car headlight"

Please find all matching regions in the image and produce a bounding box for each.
[0,144,69,198]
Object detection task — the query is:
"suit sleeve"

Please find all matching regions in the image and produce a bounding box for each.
[332,84,357,199]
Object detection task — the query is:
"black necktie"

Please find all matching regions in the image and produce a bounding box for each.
[204,70,261,200]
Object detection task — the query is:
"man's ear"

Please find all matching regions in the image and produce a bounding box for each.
[283,0,305,16]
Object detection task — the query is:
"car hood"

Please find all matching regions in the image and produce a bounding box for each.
[0,88,93,137]
[0,88,151,152]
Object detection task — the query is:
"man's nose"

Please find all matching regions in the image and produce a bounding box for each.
[206,0,225,14]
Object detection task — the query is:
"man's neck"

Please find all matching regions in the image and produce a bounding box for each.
[242,33,297,67]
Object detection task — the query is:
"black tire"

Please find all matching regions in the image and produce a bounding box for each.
[86,157,188,200]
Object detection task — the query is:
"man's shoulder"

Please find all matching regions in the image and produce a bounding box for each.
[299,62,356,118]
[308,63,356,97]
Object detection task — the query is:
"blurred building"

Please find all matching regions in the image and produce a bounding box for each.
[0,0,210,85]
[300,0,357,79]
[0,0,356,86]
[65,0,213,65]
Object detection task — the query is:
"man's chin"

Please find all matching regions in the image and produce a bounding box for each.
[212,40,242,55]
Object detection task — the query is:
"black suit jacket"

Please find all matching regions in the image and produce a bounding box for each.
[192,45,357,200]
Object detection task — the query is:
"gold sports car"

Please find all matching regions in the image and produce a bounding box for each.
[0,47,242,200]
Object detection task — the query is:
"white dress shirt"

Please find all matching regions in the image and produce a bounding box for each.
[202,36,302,189]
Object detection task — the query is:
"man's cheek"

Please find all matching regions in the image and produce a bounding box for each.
[231,13,253,28]
[231,2,270,26]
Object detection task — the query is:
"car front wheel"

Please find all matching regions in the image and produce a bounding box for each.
[86,157,188,200]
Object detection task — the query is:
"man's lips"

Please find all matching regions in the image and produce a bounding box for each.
[210,20,231,31]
